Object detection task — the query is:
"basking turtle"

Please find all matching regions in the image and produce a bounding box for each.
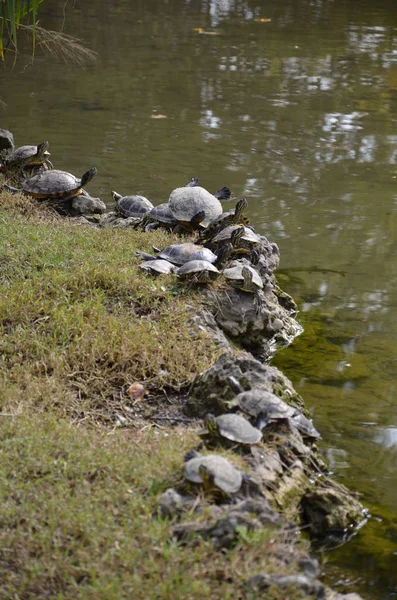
[137,242,218,267]
[168,185,225,230]
[202,413,262,445]
[4,167,97,200]
[177,260,220,283]
[223,264,264,311]
[141,203,179,231]
[0,128,14,157]
[211,225,261,255]
[184,454,243,495]
[235,388,321,440]
[112,191,153,218]
[199,198,250,243]
[139,259,176,275]
[1,141,52,173]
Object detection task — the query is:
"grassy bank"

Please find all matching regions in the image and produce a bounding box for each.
[0,190,315,599]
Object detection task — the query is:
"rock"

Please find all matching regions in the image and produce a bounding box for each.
[0,128,14,157]
[188,310,231,352]
[71,194,106,215]
[158,488,194,518]
[187,352,304,418]
[325,592,364,600]
[300,484,367,539]
[211,257,302,358]
[248,572,325,598]
[249,446,284,484]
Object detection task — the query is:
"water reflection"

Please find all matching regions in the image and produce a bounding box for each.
[1,0,397,597]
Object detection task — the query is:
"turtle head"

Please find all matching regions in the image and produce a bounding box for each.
[204,413,218,435]
[242,266,253,289]
[235,197,248,216]
[36,141,50,159]
[230,226,245,248]
[190,209,206,229]
[111,190,122,202]
[215,242,233,268]
[81,167,97,187]
[186,177,199,187]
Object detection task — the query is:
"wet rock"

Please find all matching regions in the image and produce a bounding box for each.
[325,592,364,600]
[0,128,14,157]
[301,484,366,539]
[71,193,107,215]
[187,352,304,418]
[248,572,325,598]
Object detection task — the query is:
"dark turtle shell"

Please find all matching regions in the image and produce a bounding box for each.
[112,191,153,217]
[22,167,97,199]
[169,186,223,228]
[145,203,178,227]
[177,260,220,283]
[235,388,321,439]
[7,141,50,168]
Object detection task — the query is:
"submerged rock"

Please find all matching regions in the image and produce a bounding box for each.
[0,128,14,157]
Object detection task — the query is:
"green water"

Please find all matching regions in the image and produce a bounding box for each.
[2,0,397,596]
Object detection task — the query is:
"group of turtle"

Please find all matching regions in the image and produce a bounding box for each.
[0,133,98,203]
[183,387,320,497]
[112,178,268,304]
[0,132,266,305]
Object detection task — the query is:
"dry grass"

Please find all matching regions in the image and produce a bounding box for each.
[0,191,220,425]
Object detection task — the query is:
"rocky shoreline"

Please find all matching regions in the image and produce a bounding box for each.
[0,128,367,599]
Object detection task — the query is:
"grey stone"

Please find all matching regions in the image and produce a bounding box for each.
[0,128,14,156]
[187,352,304,418]
[248,572,325,598]
[71,194,106,215]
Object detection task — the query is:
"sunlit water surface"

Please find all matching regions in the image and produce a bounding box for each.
[2,1,397,597]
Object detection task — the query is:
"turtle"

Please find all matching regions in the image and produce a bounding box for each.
[4,167,97,200]
[210,225,261,255]
[137,242,219,267]
[234,388,321,440]
[202,413,262,445]
[112,190,153,218]
[177,260,220,283]
[0,128,14,158]
[223,264,264,311]
[1,141,52,173]
[168,185,224,230]
[142,203,179,231]
[139,259,176,275]
[184,454,243,495]
[198,198,250,243]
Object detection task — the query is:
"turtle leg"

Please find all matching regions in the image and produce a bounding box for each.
[1,183,20,194]
[214,186,231,200]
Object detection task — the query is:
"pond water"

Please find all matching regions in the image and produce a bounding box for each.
[2,0,397,597]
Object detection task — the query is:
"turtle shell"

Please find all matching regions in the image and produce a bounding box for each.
[236,389,320,439]
[22,167,97,199]
[139,259,176,275]
[147,203,178,226]
[113,191,153,217]
[236,389,295,419]
[184,454,242,494]
[158,243,217,266]
[8,142,49,167]
[223,264,263,291]
[169,186,223,228]
[213,413,262,444]
[212,225,261,248]
[177,260,220,282]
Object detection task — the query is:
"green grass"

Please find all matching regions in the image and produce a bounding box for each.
[0,191,316,599]
[0,191,220,423]
[0,415,313,600]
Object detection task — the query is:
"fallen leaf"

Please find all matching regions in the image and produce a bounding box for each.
[192,27,220,35]
[254,18,271,23]
[128,382,146,401]
[151,114,167,119]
